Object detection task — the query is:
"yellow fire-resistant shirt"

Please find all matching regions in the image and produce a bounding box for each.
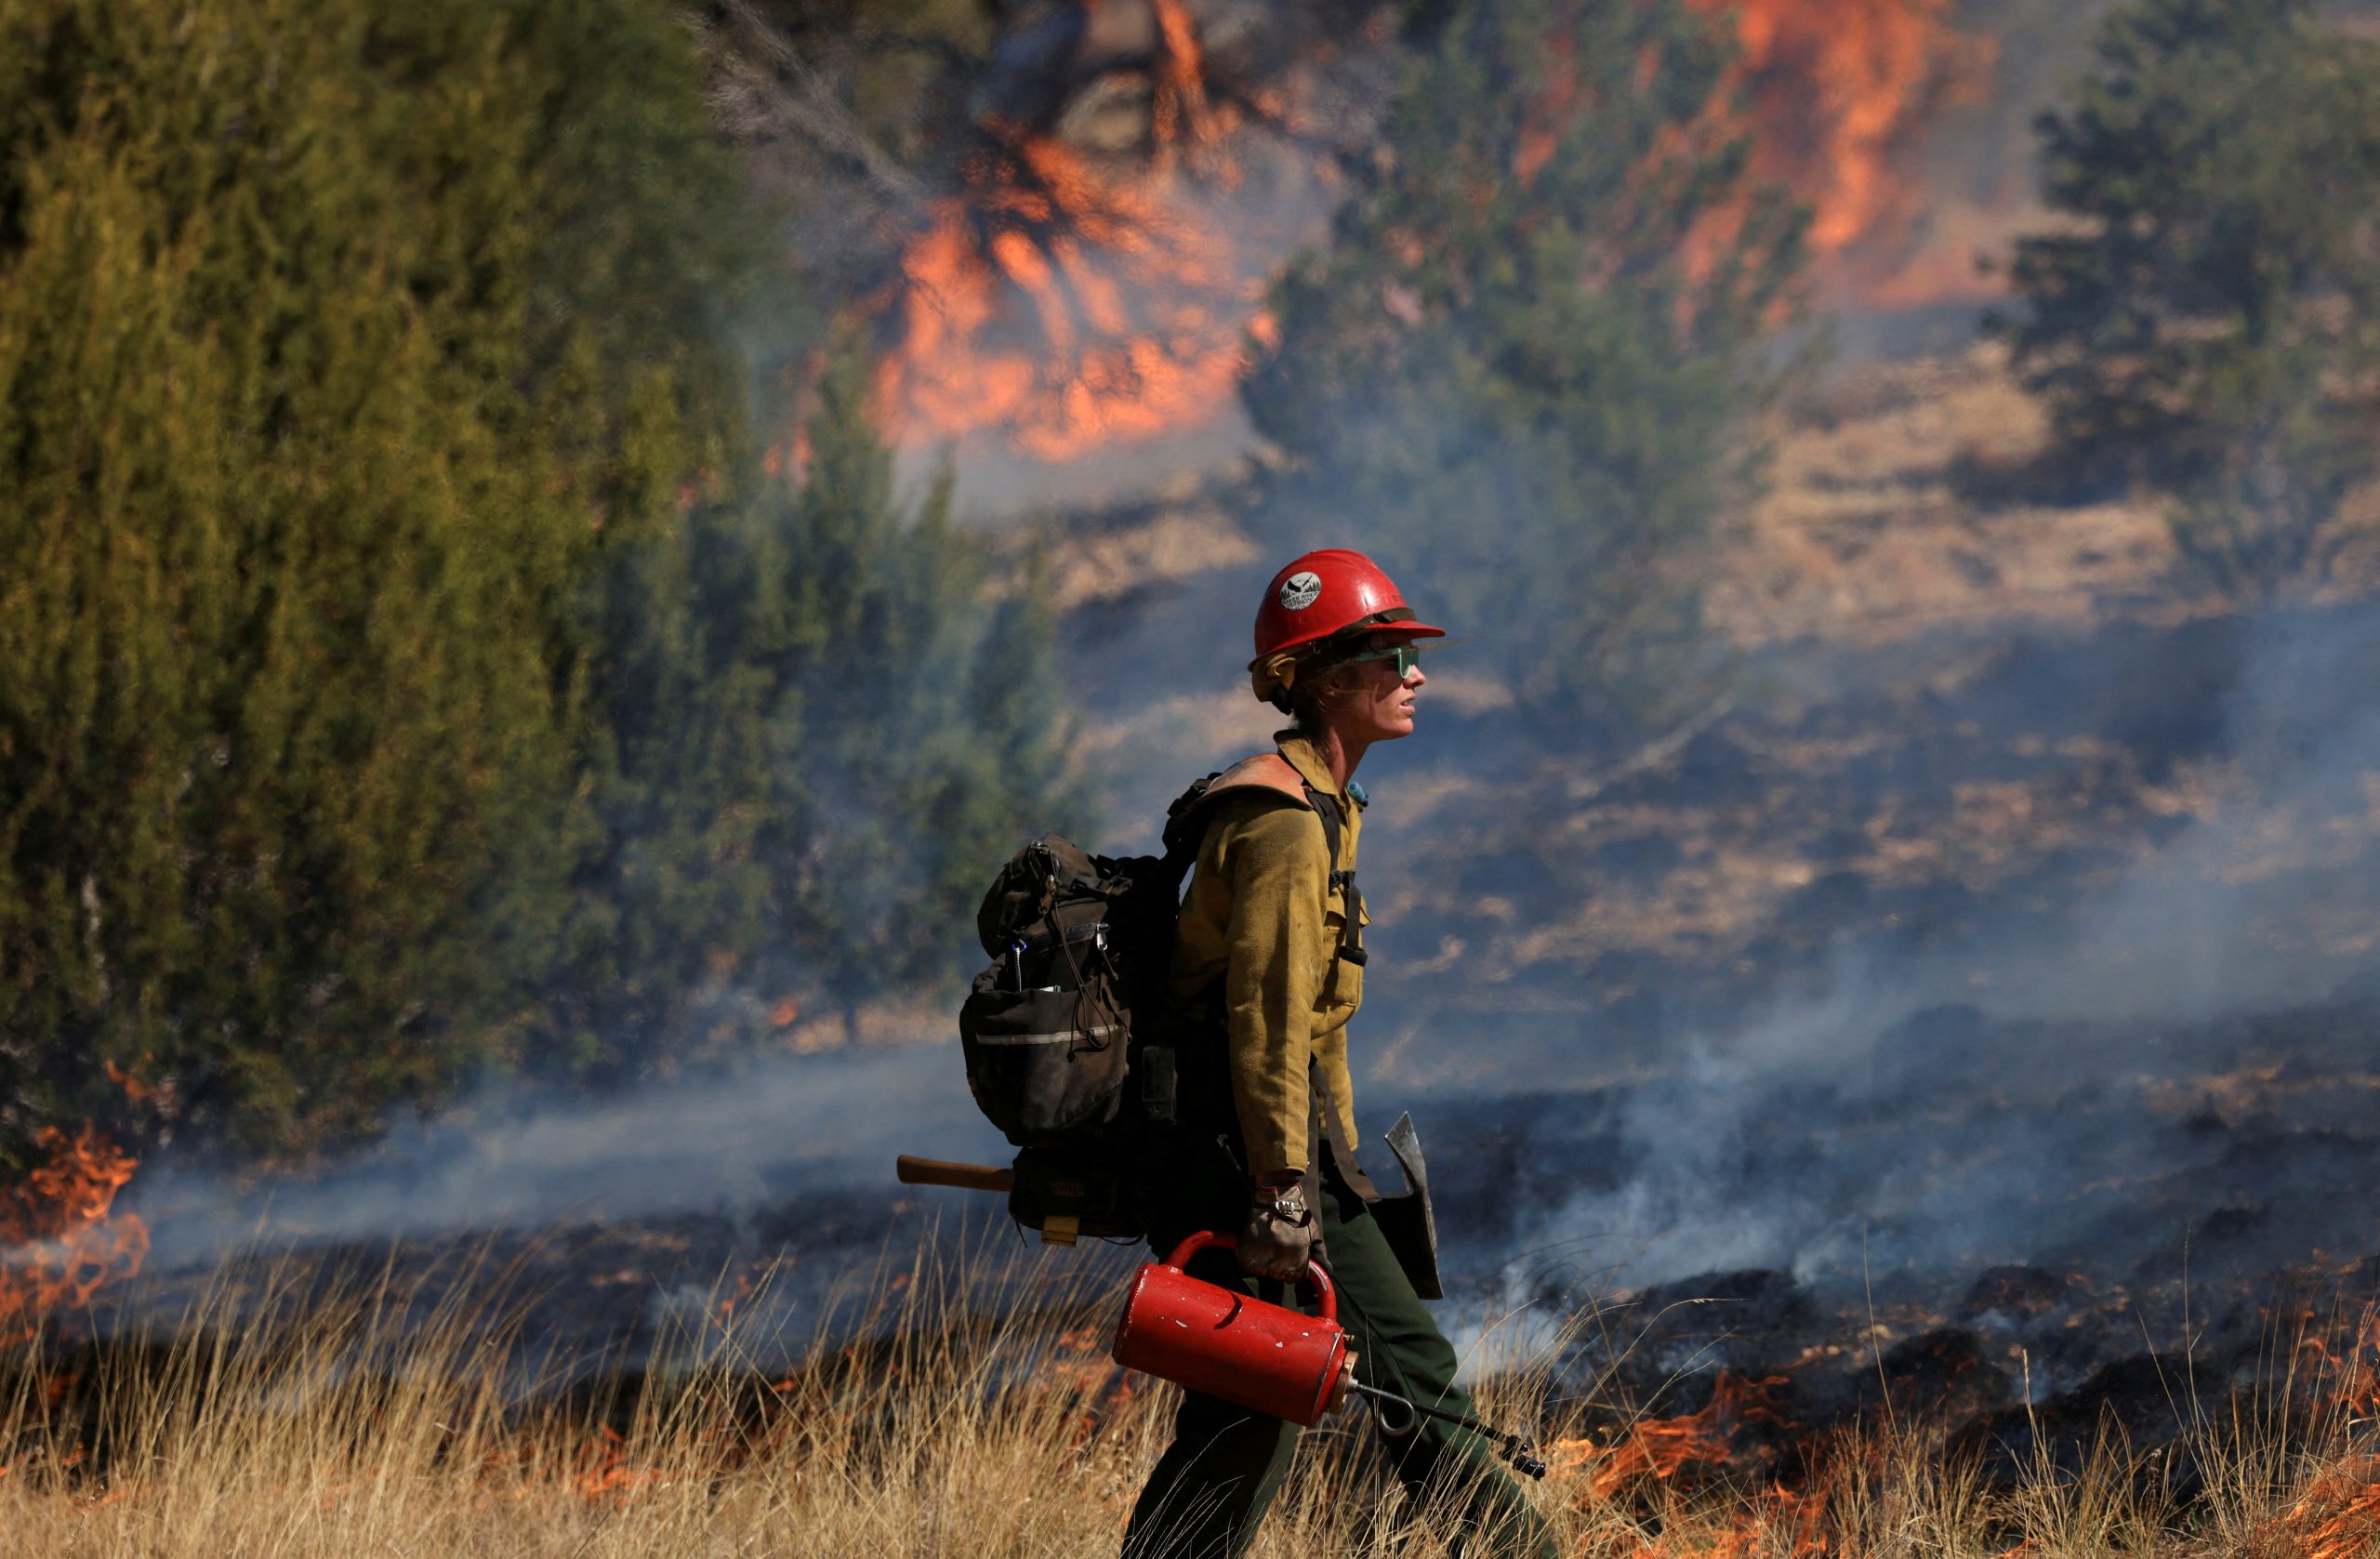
[1169,734,1366,1182]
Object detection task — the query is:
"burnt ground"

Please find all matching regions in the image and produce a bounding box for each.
[1410,989,2380,1481]
[60,986,2380,1486]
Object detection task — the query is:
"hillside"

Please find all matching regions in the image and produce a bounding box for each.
[1050,344,2380,1095]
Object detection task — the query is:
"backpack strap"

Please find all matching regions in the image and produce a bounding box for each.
[1305,789,1367,969]
[1165,752,1366,969]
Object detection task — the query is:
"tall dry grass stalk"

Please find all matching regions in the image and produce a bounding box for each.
[3,1238,2377,1558]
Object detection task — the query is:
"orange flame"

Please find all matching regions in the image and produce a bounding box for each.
[872,0,1268,464]
[1694,0,1990,254]
[872,0,2003,468]
[1690,0,1998,304]
[1671,1484,1831,1559]
[1552,1371,1789,1502]
[101,1060,154,1107]
[1045,1320,1136,1446]
[1552,1371,1830,1558]
[573,1423,673,1500]
[874,128,1260,463]
[2283,1460,2380,1559]
[1150,0,1224,174]
[0,1123,151,1345]
[2286,1305,2380,1427]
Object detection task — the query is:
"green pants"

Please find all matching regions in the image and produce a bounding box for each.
[1120,1148,1555,1559]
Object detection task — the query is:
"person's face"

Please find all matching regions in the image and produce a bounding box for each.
[1326,638,1427,744]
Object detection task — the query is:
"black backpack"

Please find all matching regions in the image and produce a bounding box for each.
[958,756,1362,1242]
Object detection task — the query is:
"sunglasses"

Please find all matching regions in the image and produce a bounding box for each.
[1342,642,1423,678]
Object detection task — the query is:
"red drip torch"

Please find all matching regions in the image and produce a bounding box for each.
[1110,1231,1547,1479]
[1113,1230,1356,1425]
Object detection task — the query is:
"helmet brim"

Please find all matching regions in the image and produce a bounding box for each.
[1246,617,1446,670]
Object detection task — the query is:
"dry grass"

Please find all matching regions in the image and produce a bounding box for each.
[1703,345,2179,652]
[3,1244,2377,1558]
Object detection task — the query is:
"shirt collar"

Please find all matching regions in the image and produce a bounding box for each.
[1276,733,1353,807]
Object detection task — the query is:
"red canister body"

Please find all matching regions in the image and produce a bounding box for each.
[1110,1230,1353,1427]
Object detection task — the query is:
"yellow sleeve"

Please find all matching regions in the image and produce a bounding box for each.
[1218,802,1331,1182]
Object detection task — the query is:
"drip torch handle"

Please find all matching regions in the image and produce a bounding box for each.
[1160,1231,1337,1323]
[894,1156,1014,1194]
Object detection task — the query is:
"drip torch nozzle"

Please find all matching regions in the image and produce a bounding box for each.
[1348,1383,1547,1481]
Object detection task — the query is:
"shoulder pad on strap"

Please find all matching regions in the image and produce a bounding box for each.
[1202,752,1312,809]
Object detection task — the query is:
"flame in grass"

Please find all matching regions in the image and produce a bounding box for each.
[1658,1486,1831,1559]
[2286,1461,2380,1559]
[8,1270,2380,1549]
[2271,1311,2380,1556]
[1047,1321,1137,1447]
[0,1123,151,1345]
[1553,1372,1790,1501]
[573,1424,675,1501]
[1549,1373,1832,1558]
[1554,1392,1732,1501]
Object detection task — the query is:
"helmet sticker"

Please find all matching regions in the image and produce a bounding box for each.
[1278,571,1322,612]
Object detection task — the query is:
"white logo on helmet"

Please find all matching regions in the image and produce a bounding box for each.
[1278,572,1323,612]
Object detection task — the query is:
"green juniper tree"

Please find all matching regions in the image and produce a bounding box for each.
[0,0,748,1154]
[532,337,1085,1072]
[751,350,1082,1043]
[2002,0,2380,601]
[1242,0,1805,743]
[0,0,1092,1154]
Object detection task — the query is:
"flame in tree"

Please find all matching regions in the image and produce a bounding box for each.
[0,1123,151,1345]
[874,0,1994,465]
[872,0,1263,464]
[875,131,1259,463]
[1689,0,1995,299]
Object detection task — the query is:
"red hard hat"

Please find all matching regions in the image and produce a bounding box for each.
[1250,548,1444,666]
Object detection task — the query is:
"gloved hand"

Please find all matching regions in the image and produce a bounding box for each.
[1236,1179,1320,1281]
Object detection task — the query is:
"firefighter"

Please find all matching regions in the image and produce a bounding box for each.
[1122,549,1555,1559]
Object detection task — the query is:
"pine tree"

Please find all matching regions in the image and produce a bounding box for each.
[2001,0,2380,600]
[1240,0,1805,744]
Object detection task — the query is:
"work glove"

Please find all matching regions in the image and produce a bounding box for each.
[1236,1179,1320,1281]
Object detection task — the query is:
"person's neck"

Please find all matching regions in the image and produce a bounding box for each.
[1302,723,1368,793]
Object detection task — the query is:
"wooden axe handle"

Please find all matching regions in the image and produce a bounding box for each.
[896,1155,1013,1194]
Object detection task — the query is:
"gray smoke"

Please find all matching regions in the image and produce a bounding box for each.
[126,1041,1006,1272]
[1493,604,2380,1300]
